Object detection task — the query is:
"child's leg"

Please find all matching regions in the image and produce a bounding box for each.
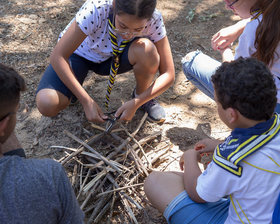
[36,54,90,117]
[126,38,166,122]
[128,38,160,95]
[144,171,230,224]
[144,171,185,213]
[182,50,221,100]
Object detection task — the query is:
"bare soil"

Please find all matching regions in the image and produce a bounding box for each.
[1,0,239,223]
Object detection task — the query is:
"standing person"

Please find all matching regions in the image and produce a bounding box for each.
[144,57,280,224]
[182,0,280,113]
[0,63,84,223]
[36,0,175,123]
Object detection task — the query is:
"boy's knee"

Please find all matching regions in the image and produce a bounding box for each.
[144,171,162,194]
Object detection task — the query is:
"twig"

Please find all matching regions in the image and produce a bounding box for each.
[119,123,152,168]
[106,112,148,159]
[64,130,122,174]
[96,183,144,197]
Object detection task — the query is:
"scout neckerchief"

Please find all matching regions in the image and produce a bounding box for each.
[250,9,261,21]
[213,113,280,177]
[105,14,131,110]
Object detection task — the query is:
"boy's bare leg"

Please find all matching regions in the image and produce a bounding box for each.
[1,132,22,154]
[144,171,185,213]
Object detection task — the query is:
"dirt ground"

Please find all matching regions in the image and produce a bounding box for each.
[1,0,240,223]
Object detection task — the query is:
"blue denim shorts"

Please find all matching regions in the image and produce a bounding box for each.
[36,40,135,100]
[164,191,230,224]
[181,50,280,113]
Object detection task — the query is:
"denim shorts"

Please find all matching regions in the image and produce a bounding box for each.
[36,39,136,101]
[182,50,280,113]
[164,191,230,224]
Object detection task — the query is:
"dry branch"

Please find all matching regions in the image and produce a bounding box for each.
[55,112,175,222]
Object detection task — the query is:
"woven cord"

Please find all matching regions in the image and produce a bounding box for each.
[105,17,130,110]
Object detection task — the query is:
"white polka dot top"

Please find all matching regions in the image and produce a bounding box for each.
[58,0,166,63]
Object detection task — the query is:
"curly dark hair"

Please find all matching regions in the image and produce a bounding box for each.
[0,64,26,108]
[211,57,277,121]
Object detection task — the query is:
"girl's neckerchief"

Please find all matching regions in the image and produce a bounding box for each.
[105,14,131,110]
[213,113,280,177]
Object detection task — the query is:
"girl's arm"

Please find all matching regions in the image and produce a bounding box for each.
[50,20,106,122]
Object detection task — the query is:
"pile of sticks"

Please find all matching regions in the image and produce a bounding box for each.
[52,112,173,223]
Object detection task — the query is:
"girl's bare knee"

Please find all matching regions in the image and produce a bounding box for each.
[130,38,160,73]
[36,89,68,117]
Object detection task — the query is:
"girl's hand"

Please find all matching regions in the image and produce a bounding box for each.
[211,19,248,51]
[82,98,107,123]
[115,99,138,121]
[211,26,236,51]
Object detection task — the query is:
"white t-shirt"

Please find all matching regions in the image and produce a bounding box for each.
[235,14,280,103]
[196,133,280,224]
[59,0,166,63]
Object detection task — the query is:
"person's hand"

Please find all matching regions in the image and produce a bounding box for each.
[82,98,107,123]
[194,138,222,153]
[179,153,185,171]
[211,25,240,51]
[179,149,201,171]
[115,99,138,121]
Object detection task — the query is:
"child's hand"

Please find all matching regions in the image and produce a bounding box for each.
[115,99,138,121]
[195,138,222,153]
[179,153,185,171]
[179,150,201,171]
[211,25,239,51]
[82,98,107,123]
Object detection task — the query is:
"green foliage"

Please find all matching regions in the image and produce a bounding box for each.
[185,8,196,23]
[199,13,219,22]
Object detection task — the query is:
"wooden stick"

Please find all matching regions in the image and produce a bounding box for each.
[119,123,152,168]
[106,192,117,224]
[106,112,148,159]
[83,169,107,193]
[87,191,112,224]
[77,168,91,199]
[128,146,149,176]
[64,130,122,174]
[96,183,144,197]
[93,200,112,223]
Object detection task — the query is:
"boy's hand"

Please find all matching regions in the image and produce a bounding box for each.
[179,149,201,171]
[195,138,222,153]
[179,153,185,171]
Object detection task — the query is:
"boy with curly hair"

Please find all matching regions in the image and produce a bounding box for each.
[144,57,280,224]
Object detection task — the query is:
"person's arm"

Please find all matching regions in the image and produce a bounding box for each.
[211,19,250,51]
[56,164,85,223]
[181,149,206,203]
[50,20,107,123]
